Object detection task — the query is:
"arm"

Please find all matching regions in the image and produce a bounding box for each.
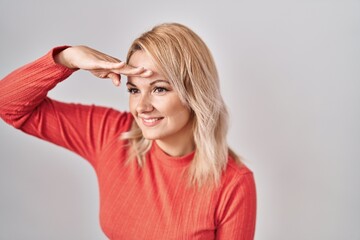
[0,46,75,128]
[0,46,152,166]
[215,172,257,240]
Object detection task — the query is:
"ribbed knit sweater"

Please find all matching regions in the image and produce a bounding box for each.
[0,47,257,239]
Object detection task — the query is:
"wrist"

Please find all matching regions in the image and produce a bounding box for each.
[54,47,78,69]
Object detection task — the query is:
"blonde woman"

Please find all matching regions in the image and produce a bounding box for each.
[0,23,256,239]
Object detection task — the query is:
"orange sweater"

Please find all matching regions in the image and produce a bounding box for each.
[0,47,257,239]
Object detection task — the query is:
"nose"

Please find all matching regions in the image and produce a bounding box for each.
[136,93,154,113]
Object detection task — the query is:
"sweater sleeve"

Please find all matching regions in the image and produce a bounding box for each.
[0,46,75,127]
[215,171,257,240]
[0,47,133,167]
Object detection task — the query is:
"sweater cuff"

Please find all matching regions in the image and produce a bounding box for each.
[49,46,78,74]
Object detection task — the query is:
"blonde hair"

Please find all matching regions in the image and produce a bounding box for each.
[121,23,240,186]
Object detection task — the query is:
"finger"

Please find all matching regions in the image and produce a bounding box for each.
[108,72,121,86]
[110,63,153,77]
[94,60,125,70]
[139,70,153,78]
[120,66,145,75]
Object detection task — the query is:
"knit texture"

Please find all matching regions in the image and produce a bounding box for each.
[0,47,257,239]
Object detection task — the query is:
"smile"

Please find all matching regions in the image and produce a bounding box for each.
[141,117,164,127]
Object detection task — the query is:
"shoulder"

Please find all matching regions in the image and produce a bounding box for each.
[221,156,255,186]
[215,156,256,206]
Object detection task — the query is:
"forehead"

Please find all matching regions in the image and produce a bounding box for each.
[128,51,157,73]
[127,51,166,84]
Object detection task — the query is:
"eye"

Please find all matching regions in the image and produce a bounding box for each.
[153,87,169,94]
[127,88,140,94]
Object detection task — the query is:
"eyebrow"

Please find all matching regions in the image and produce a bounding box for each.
[126,79,170,87]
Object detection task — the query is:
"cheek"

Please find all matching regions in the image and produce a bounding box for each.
[129,96,137,114]
[130,93,190,122]
[164,101,191,123]
[153,97,180,115]
[174,107,191,124]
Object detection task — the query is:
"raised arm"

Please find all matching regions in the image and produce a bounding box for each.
[0,46,152,166]
[0,45,151,127]
[53,45,152,86]
[0,46,75,128]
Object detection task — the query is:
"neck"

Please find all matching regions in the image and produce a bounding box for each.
[155,138,195,157]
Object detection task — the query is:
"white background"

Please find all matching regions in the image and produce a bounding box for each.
[0,0,359,239]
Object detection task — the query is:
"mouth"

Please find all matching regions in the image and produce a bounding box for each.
[140,117,164,127]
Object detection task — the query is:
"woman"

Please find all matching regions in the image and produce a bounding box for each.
[0,23,256,239]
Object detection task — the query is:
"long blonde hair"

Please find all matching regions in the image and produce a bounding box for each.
[121,23,240,186]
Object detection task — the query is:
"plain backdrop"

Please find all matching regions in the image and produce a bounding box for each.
[1,0,359,239]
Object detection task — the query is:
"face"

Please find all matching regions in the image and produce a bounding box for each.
[127,50,194,155]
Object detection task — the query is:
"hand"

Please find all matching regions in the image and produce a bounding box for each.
[54,45,152,86]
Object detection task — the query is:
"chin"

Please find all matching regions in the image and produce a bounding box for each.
[142,135,157,140]
[140,131,163,140]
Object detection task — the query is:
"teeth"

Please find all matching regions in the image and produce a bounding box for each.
[143,118,161,123]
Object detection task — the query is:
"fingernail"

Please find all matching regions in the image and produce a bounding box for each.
[143,70,153,76]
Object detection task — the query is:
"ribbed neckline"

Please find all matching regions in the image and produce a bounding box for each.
[151,141,195,168]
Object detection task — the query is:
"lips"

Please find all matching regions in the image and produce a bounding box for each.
[141,117,164,127]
